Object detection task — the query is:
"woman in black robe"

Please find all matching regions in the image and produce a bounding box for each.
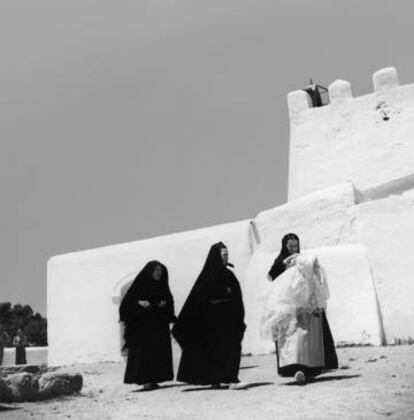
[119,261,175,390]
[13,329,27,365]
[267,233,338,383]
[172,242,246,389]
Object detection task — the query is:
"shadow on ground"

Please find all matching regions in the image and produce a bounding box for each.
[131,383,186,393]
[0,405,21,412]
[182,381,274,392]
[285,374,361,386]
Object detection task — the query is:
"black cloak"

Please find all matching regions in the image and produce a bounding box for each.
[120,261,175,385]
[268,233,300,281]
[172,242,246,385]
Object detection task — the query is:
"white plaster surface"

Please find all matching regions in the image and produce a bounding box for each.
[254,182,357,252]
[48,220,252,366]
[243,244,383,355]
[47,180,414,365]
[1,348,16,366]
[26,347,48,366]
[350,189,414,343]
[288,71,414,200]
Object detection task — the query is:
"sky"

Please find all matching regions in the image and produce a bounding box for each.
[1,0,413,316]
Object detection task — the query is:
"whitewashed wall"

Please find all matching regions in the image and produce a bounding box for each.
[288,67,414,200]
[1,348,16,366]
[48,179,414,364]
[254,182,357,252]
[48,220,252,366]
[351,189,414,343]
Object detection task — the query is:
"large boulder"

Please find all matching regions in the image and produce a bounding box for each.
[7,372,39,402]
[0,377,13,403]
[39,373,83,398]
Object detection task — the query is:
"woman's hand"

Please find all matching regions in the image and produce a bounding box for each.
[138,300,151,309]
[209,298,227,304]
[158,300,167,308]
[313,308,322,317]
[283,254,298,267]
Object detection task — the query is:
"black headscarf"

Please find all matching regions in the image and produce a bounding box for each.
[268,233,300,281]
[119,260,175,326]
[172,242,245,346]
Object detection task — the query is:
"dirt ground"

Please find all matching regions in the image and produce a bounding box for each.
[1,345,413,420]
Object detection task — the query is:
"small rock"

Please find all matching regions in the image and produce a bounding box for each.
[348,357,357,362]
[39,373,83,398]
[23,365,42,375]
[366,358,377,363]
[379,355,387,359]
[0,377,13,402]
[340,364,350,370]
[7,372,39,402]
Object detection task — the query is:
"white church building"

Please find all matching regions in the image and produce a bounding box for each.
[48,67,414,366]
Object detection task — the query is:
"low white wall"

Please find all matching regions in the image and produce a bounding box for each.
[243,244,383,355]
[0,347,48,366]
[26,347,48,365]
[48,220,252,366]
[1,348,16,366]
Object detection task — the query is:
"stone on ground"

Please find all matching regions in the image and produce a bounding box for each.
[7,372,39,402]
[39,373,83,398]
[0,377,13,403]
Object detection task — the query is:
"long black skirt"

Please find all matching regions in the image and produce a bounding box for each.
[177,335,242,385]
[276,310,338,377]
[124,325,173,385]
[15,346,27,365]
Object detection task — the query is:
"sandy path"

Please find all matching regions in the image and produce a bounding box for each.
[1,345,413,420]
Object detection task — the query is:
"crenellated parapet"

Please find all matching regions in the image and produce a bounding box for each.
[287,66,402,117]
[372,66,399,93]
[328,79,353,104]
[288,67,400,117]
[287,66,414,201]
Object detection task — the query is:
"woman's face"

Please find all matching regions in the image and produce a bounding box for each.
[286,239,299,255]
[152,265,163,281]
[220,247,229,266]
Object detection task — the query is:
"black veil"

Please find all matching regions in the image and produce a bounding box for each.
[268,233,300,281]
[172,242,236,346]
[119,260,174,325]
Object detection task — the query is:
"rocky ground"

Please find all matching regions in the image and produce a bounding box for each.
[0,345,413,420]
